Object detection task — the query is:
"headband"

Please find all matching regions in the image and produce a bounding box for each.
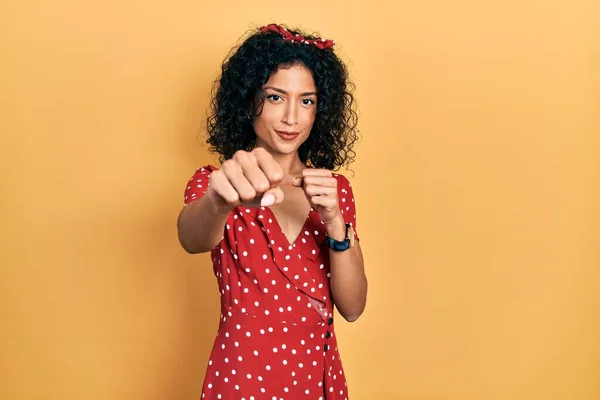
[259,24,335,50]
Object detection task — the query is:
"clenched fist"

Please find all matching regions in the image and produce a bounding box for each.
[206,148,285,209]
[292,169,343,226]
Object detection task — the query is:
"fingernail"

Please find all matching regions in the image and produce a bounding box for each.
[260,194,275,206]
[291,177,302,186]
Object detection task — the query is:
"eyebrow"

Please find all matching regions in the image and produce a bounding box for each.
[263,86,317,96]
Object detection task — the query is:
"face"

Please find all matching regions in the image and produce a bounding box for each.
[252,64,317,158]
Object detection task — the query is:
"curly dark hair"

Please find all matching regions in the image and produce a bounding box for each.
[205,24,359,171]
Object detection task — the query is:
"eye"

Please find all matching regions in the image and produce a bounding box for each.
[267,94,282,102]
[302,99,316,105]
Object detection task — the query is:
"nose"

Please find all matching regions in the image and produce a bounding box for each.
[282,102,298,126]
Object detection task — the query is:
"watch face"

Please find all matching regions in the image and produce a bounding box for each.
[348,225,355,247]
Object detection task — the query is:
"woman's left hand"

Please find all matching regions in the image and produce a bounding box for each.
[292,169,344,229]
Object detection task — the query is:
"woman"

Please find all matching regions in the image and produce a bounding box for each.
[177,23,367,400]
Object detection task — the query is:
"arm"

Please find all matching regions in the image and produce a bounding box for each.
[326,218,368,322]
[296,169,367,322]
[177,190,232,254]
[177,149,285,254]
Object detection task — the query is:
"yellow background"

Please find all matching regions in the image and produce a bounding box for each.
[1,0,599,399]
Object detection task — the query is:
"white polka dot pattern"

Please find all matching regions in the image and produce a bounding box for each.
[184,165,357,399]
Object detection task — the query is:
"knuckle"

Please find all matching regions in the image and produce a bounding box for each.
[220,190,239,204]
[222,160,243,177]
[224,196,239,206]
[271,170,284,182]
[238,188,257,202]
[254,180,270,193]
[233,150,249,160]
[209,171,225,186]
[221,159,234,171]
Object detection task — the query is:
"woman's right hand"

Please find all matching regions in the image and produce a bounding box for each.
[206,148,285,210]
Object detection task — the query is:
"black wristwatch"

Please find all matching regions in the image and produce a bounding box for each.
[324,223,355,251]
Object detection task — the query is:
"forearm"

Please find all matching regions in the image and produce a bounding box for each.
[177,191,232,254]
[326,218,368,322]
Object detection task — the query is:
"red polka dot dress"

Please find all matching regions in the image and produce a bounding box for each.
[184,165,360,400]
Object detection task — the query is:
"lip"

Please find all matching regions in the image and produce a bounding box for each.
[275,130,301,141]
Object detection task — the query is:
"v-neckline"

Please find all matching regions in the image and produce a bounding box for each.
[266,206,314,247]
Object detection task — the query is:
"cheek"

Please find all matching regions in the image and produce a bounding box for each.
[300,108,317,125]
[258,103,280,121]
[253,108,277,132]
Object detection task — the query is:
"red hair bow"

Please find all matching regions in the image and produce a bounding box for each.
[259,24,335,50]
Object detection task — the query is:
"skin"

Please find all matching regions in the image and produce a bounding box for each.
[177,64,367,322]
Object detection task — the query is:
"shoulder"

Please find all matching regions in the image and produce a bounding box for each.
[188,164,219,179]
[332,171,353,191]
[332,171,357,204]
[183,164,220,205]
[196,164,219,173]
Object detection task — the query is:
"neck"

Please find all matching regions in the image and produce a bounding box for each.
[255,145,306,180]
